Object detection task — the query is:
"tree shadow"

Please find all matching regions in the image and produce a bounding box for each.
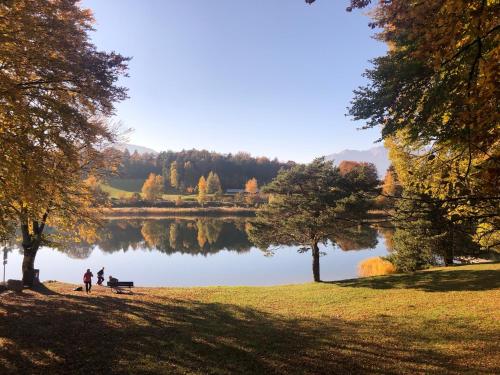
[30,283,60,296]
[0,285,495,374]
[332,267,500,292]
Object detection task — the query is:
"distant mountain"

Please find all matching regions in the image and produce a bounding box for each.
[325,146,390,177]
[112,143,158,155]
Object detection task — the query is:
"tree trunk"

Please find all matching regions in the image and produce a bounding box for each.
[22,244,39,287]
[444,225,454,266]
[444,247,454,266]
[312,242,321,282]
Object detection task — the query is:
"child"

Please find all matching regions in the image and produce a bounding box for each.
[83,269,93,293]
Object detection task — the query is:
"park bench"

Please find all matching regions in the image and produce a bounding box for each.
[107,281,134,293]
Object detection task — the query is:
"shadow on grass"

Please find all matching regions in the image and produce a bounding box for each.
[333,267,500,292]
[0,286,495,374]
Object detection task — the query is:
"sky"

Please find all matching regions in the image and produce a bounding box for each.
[83,0,386,163]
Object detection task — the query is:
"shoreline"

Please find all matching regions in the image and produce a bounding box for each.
[100,206,257,217]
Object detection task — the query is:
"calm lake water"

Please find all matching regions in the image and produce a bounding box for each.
[3,217,391,286]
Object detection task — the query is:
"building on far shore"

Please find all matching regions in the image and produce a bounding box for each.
[225,189,245,195]
[225,188,260,195]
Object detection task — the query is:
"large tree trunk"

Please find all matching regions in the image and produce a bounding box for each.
[444,225,454,266]
[22,244,39,287]
[312,242,320,282]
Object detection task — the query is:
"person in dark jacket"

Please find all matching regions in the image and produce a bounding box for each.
[97,267,105,285]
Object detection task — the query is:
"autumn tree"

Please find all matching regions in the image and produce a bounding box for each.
[376,165,402,208]
[0,0,128,285]
[381,166,401,198]
[83,175,109,206]
[197,176,207,206]
[249,158,377,282]
[346,0,500,249]
[338,161,379,192]
[245,178,259,194]
[170,161,179,190]
[206,171,222,194]
[141,174,164,201]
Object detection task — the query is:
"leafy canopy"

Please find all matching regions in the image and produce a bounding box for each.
[346,0,499,249]
[0,0,128,269]
[249,158,376,249]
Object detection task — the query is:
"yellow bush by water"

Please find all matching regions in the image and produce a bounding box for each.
[358,257,396,277]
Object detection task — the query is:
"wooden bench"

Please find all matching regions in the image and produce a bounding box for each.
[107,281,134,293]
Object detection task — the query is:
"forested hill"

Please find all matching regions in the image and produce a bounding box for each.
[113,148,295,191]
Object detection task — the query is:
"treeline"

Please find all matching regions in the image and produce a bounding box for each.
[116,149,294,191]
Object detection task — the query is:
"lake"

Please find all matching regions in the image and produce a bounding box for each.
[3,217,392,286]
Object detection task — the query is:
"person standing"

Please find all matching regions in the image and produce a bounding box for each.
[97,267,105,285]
[83,269,93,293]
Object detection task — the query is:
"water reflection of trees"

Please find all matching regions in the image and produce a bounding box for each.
[250,223,380,256]
[58,218,383,260]
[332,225,379,251]
[94,218,253,256]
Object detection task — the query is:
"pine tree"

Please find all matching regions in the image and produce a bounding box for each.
[388,192,480,272]
[249,158,377,282]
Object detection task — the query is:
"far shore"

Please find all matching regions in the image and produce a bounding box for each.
[100,206,257,218]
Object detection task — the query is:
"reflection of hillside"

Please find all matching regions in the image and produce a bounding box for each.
[98,218,253,256]
[60,246,95,259]
[332,225,378,251]
[56,219,383,260]
[98,220,145,253]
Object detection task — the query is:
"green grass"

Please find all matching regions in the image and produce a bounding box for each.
[107,178,144,192]
[101,183,215,202]
[100,183,135,198]
[1,263,498,374]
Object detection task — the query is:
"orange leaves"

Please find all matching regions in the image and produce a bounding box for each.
[245,178,258,194]
[141,173,164,201]
[197,176,207,205]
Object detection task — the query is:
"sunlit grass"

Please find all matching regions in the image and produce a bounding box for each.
[358,256,396,277]
[100,183,135,198]
[1,263,498,374]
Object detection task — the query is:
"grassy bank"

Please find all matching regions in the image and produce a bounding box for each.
[101,206,256,217]
[1,263,498,374]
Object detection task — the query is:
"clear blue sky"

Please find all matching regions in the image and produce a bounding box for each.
[83,0,385,163]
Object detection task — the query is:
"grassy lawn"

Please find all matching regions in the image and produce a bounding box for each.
[107,178,144,192]
[1,263,498,374]
[101,183,206,202]
[100,183,136,198]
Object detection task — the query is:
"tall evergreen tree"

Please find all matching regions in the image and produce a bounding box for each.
[388,192,480,272]
[249,158,376,282]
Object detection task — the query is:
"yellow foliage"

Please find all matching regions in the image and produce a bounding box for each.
[141,173,164,201]
[197,176,207,205]
[358,257,396,278]
[245,178,258,194]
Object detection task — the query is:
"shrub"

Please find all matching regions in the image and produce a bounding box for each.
[358,257,396,277]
